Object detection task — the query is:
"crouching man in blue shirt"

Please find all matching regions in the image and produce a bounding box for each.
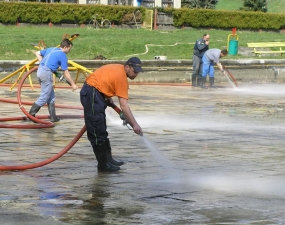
[201,48,228,89]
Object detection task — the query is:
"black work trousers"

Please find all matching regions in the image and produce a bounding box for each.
[192,55,203,76]
[80,83,108,145]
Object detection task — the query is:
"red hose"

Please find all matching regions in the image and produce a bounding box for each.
[0,126,86,170]
[0,67,86,170]
[223,65,238,87]
[0,67,84,128]
[107,102,122,115]
[0,67,124,171]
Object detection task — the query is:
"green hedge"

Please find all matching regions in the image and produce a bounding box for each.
[173,9,285,29]
[1,2,285,30]
[0,2,145,24]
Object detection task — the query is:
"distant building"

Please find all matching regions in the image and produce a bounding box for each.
[45,0,181,8]
[75,0,181,8]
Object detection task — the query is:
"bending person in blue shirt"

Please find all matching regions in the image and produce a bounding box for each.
[28,39,78,122]
[201,48,228,89]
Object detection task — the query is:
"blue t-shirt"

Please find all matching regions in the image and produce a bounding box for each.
[39,47,68,71]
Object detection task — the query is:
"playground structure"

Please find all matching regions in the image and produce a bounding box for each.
[0,33,92,90]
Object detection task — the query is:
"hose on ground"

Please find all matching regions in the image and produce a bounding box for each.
[0,67,86,170]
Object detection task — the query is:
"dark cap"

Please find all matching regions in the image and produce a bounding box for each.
[125,57,143,73]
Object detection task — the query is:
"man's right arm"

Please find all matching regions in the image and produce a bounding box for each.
[118,97,142,136]
[216,62,226,75]
[35,51,43,62]
[63,70,78,90]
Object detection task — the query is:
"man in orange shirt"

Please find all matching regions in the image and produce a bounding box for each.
[80,57,143,172]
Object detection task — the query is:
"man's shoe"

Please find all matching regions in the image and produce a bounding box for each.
[209,77,217,89]
[107,154,124,166]
[98,162,120,172]
[201,84,208,89]
[209,84,218,88]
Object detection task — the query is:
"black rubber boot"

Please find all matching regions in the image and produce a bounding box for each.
[92,144,120,172]
[191,74,197,87]
[197,75,202,87]
[48,102,60,122]
[209,77,218,88]
[28,103,41,121]
[105,139,124,166]
[200,77,208,89]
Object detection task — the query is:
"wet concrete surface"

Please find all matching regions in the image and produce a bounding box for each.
[1,81,285,224]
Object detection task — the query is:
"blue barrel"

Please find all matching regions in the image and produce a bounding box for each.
[229,39,238,55]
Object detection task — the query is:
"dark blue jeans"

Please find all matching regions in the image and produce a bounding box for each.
[80,83,108,146]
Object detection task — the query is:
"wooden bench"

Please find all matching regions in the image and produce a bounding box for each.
[247,42,285,56]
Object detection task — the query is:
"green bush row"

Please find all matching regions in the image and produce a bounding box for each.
[0,2,145,24]
[173,9,285,29]
[1,2,285,30]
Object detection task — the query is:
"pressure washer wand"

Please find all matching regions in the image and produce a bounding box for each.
[107,102,132,130]
[222,65,238,87]
[53,71,71,86]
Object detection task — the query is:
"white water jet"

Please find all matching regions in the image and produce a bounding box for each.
[225,73,237,89]
[141,135,181,181]
[188,174,285,199]
[232,83,285,96]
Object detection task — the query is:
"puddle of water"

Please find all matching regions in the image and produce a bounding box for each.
[41,199,84,205]
[195,208,268,224]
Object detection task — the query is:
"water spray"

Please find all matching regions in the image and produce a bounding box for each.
[225,72,237,89]
[107,104,180,177]
[223,65,238,88]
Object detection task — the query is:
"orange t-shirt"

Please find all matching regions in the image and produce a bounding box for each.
[86,64,128,99]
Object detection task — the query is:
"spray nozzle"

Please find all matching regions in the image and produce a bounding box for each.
[53,71,71,86]
[59,75,71,86]
[119,112,132,130]
[106,102,132,130]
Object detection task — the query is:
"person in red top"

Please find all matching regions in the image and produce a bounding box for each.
[80,57,143,172]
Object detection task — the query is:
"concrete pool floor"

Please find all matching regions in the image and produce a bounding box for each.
[1,82,285,224]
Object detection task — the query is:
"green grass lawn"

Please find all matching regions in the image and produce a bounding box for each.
[216,0,242,11]
[1,24,285,61]
[216,0,285,13]
[1,1,285,61]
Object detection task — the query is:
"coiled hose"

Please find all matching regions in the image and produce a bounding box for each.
[0,67,86,170]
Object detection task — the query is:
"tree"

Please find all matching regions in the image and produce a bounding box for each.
[181,0,219,9]
[241,0,268,13]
